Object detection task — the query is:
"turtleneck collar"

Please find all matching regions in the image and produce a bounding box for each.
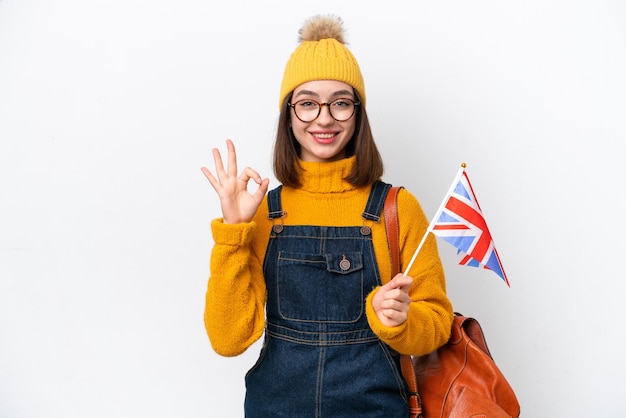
[297,156,358,194]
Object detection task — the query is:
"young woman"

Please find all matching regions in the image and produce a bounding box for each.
[202,15,453,417]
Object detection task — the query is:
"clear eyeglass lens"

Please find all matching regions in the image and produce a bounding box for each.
[293,99,356,122]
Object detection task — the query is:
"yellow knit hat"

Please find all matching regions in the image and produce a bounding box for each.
[279,15,366,109]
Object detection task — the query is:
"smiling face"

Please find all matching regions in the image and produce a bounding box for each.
[289,80,357,163]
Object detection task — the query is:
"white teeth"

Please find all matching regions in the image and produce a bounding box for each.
[314,133,335,139]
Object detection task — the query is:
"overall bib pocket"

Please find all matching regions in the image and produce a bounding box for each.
[277,251,364,322]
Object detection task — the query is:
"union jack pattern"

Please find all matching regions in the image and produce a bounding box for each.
[431,170,510,286]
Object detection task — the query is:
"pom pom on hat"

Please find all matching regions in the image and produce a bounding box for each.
[279,15,366,109]
[298,14,346,44]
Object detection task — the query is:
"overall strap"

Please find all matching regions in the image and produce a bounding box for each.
[362,180,392,222]
[267,185,285,219]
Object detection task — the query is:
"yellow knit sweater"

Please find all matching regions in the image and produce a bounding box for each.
[205,157,453,357]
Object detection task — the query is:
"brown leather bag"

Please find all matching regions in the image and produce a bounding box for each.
[383,186,520,418]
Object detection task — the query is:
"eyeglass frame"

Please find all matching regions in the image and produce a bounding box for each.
[287,98,361,123]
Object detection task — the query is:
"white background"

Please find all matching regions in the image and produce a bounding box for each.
[1,1,624,416]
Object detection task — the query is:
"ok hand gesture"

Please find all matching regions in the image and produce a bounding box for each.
[201,139,270,224]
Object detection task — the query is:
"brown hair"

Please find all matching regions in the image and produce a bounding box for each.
[273,91,384,188]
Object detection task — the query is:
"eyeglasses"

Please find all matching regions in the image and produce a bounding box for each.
[288,98,360,123]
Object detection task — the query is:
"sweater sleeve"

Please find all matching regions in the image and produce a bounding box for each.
[204,218,267,357]
[366,188,454,356]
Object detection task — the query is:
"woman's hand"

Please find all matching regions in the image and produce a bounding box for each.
[371,273,413,327]
[201,139,270,224]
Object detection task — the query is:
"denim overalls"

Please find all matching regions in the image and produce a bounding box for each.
[244,181,408,418]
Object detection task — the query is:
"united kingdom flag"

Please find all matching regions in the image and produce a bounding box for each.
[431,168,510,286]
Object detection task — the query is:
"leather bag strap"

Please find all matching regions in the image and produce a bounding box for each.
[383,186,402,276]
[383,186,423,418]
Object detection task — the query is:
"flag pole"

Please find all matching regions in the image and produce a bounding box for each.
[403,163,467,276]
